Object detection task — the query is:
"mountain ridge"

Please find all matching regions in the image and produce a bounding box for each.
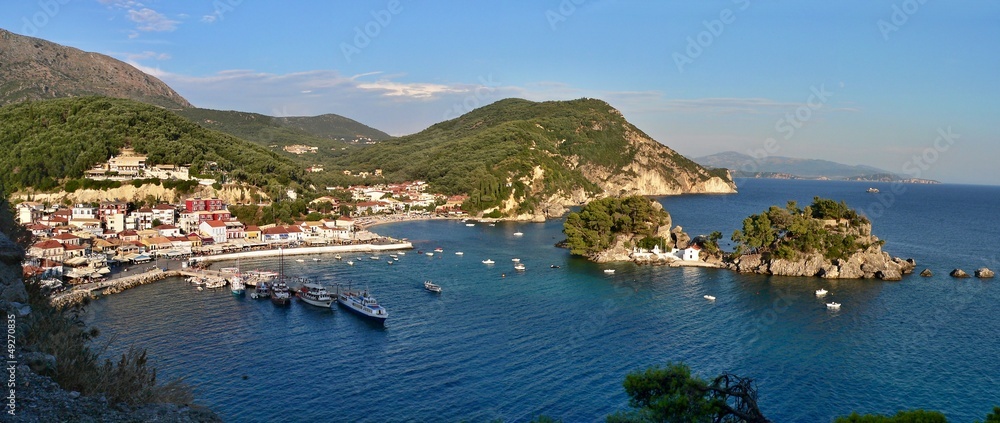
[0,28,191,109]
[695,151,939,183]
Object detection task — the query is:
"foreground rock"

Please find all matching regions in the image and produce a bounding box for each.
[975,267,995,278]
[13,362,222,423]
[950,269,970,278]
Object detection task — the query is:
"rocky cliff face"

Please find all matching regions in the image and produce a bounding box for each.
[0,28,191,109]
[728,227,916,280]
[577,125,736,197]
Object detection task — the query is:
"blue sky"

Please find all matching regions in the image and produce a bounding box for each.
[4,0,999,184]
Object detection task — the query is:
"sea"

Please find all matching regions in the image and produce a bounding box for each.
[85,179,1000,422]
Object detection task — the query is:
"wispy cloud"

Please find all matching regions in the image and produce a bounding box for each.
[127,8,179,32]
[98,0,180,34]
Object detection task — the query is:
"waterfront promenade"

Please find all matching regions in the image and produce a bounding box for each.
[191,242,413,264]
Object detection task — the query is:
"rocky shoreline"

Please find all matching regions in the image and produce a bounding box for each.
[10,361,221,423]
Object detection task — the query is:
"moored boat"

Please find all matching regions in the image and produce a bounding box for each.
[335,286,388,323]
[297,283,334,307]
[704,295,716,301]
[815,289,828,297]
[513,232,524,237]
[827,302,841,310]
[603,269,615,274]
[514,263,525,271]
[270,279,292,306]
[250,281,270,299]
[482,259,495,264]
[230,276,245,297]
[434,247,444,253]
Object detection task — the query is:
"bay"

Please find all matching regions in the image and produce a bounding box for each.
[86,179,1000,422]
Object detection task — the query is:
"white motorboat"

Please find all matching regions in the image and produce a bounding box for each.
[397,252,405,255]
[514,263,525,271]
[370,256,380,260]
[513,232,524,236]
[704,295,716,301]
[295,259,305,263]
[434,247,444,253]
[335,254,342,260]
[424,280,442,293]
[297,283,334,307]
[466,223,475,227]
[482,259,495,265]
[511,258,520,262]
[455,252,464,255]
[425,252,434,256]
[335,286,388,323]
[603,269,615,274]
[347,261,355,266]
[827,302,841,310]
[312,257,321,262]
[815,289,828,297]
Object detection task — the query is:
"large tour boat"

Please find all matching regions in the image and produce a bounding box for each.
[297,283,334,307]
[335,286,388,323]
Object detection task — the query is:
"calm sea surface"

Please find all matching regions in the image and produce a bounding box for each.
[86,179,1000,422]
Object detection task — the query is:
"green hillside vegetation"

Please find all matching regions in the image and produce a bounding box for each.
[333,98,721,214]
[276,113,391,141]
[175,108,390,168]
[731,197,874,261]
[0,97,305,194]
[562,195,670,256]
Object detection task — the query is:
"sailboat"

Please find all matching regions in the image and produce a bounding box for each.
[270,248,292,306]
[230,257,245,297]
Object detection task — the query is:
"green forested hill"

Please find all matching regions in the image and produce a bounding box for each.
[333,98,733,215]
[174,108,392,167]
[0,97,304,192]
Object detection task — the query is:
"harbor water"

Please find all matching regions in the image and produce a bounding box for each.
[85,179,1000,422]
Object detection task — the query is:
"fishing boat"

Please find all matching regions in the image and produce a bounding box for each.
[704,295,716,301]
[827,302,841,310]
[482,259,495,265]
[335,285,388,323]
[514,263,525,271]
[815,289,828,297]
[424,280,442,293]
[230,276,245,297]
[297,283,334,307]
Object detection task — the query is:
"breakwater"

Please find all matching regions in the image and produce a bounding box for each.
[190,242,413,264]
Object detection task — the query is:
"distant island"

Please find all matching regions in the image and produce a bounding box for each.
[694,151,940,184]
[563,195,915,280]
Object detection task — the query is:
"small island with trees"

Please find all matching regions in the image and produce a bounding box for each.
[563,195,915,280]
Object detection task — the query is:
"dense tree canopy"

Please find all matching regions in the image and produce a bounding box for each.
[731,197,873,261]
[0,97,305,192]
[563,195,670,256]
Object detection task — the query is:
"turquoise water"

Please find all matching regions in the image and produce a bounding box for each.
[86,179,1000,422]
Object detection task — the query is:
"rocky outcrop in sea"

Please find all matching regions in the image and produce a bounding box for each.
[727,222,916,280]
[951,269,971,278]
[975,267,995,278]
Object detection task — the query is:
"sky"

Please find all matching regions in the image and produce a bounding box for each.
[3,0,999,184]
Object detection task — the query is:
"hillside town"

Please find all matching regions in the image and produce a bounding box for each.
[17,180,470,288]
